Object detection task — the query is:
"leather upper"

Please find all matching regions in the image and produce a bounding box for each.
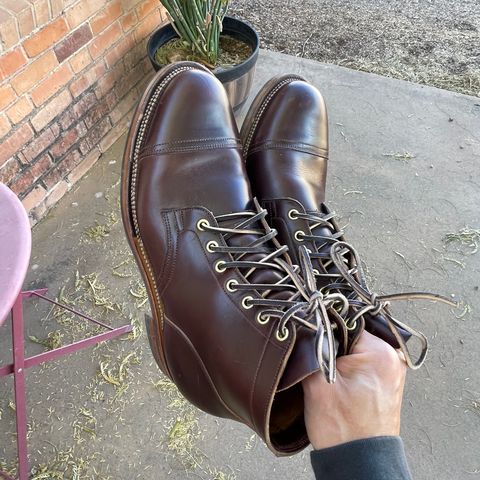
[246,80,329,211]
[124,64,312,455]
[243,78,409,360]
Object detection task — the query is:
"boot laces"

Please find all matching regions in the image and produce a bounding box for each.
[200,199,346,383]
[289,208,457,369]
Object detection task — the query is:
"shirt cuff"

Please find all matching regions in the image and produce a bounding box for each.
[310,436,412,480]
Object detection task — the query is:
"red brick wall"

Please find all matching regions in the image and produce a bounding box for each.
[0,0,167,224]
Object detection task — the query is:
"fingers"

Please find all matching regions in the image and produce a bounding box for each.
[350,330,395,354]
[347,331,408,375]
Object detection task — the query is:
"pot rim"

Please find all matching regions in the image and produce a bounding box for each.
[147,16,259,82]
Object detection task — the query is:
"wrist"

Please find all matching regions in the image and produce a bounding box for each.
[309,422,400,450]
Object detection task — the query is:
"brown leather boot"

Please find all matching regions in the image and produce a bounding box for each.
[121,63,339,455]
[241,75,456,369]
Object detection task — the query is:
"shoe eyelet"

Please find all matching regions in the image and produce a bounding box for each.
[214,260,227,273]
[225,279,238,292]
[288,209,300,220]
[206,240,219,253]
[242,296,254,309]
[197,219,210,231]
[256,312,270,325]
[275,327,289,342]
[346,320,358,331]
[294,230,305,242]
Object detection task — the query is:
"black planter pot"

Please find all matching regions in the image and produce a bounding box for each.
[147,16,259,110]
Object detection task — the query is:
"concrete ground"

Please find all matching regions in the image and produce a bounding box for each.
[230,0,480,98]
[1,50,479,479]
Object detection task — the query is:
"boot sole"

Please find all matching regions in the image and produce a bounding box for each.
[120,61,213,379]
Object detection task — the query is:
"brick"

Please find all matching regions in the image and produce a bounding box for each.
[43,148,81,187]
[21,124,59,163]
[68,47,92,73]
[110,87,138,123]
[1,0,30,14]
[159,5,166,22]
[0,84,16,110]
[96,60,124,98]
[0,114,11,139]
[54,23,92,63]
[0,47,27,81]
[0,123,34,167]
[30,63,73,106]
[136,67,154,93]
[0,12,19,49]
[136,0,157,21]
[50,121,87,157]
[23,17,68,57]
[29,153,52,178]
[0,157,20,183]
[31,88,72,132]
[32,0,50,26]
[67,146,99,183]
[99,113,129,152]
[66,0,107,29]
[120,0,142,8]
[6,95,33,124]
[11,50,58,95]
[90,0,122,34]
[134,10,160,43]
[58,108,76,130]
[105,31,134,68]
[88,21,122,59]
[10,168,35,195]
[79,116,111,154]
[17,6,35,37]
[45,179,69,207]
[21,185,47,211]
[84,93,115,128]
[49,0,64,18]
[123,38,147,71]
[69,60,105,97]
[115,62,144,99]
[72,90,97,117]
[120,10,137,32]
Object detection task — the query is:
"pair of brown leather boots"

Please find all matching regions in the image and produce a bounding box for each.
[121,62,454,456]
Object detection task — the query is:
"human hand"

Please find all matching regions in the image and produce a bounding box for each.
[302,330,407,450]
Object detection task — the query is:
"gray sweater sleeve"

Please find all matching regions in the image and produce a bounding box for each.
[310,436,412,480]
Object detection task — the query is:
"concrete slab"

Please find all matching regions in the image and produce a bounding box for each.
[1,49,479,479]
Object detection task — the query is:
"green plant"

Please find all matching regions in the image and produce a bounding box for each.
[160,0,230,67]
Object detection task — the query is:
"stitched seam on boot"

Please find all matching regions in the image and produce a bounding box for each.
[248,140,327,158]
[140,138,241,156]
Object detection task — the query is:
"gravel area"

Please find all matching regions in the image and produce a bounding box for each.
[230,0,480,97]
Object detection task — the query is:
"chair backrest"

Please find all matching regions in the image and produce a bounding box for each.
[0,183,31,326]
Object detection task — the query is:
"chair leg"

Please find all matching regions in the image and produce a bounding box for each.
[11,296,29,480]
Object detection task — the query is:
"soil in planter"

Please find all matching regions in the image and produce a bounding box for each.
[154,35,252,71]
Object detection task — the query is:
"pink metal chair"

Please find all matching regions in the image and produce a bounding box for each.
[0,183,132,480]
